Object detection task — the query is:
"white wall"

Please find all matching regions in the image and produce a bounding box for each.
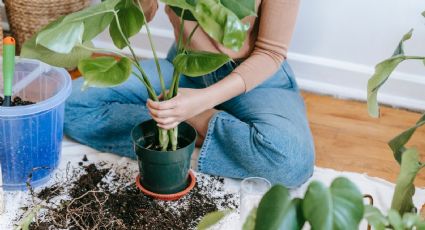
[65,1,425,111]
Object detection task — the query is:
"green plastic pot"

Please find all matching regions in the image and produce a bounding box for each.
[131,119,197,194]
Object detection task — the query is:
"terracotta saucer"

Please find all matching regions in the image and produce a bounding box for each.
[135,170,196,201]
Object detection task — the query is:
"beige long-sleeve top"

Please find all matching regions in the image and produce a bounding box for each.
[140,0,300,92]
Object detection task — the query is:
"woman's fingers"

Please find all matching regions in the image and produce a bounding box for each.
[147,98,178,110]
[150,115,177,126]
[149,107,176,118]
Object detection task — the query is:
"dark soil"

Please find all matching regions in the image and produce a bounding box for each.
[24,159,237,230]
[0,96,35,106]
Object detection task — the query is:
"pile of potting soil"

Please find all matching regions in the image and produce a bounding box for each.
[0,96,35,106]
[17,155,238,230]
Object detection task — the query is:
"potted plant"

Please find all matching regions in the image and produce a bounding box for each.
[197,10,425,230]
[20,0,254,198]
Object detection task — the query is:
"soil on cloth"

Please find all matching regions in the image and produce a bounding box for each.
[0,96,35,106]
[19,155,238,229]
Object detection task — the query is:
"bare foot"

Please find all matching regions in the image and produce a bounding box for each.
[186,109,218,147]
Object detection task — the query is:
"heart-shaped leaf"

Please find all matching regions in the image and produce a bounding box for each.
[36,22,84,54]
[388,113,425,164]
[391,148,421,215]
[303,177,364,230]
[78,56,132,89]
[194,0,250,51]
[173,51,230,77]
[160,0,195,10]
[255,185,305,230]
[110,0,145,49]
[22,35,93,69]
[364,205,388,230]
[221,0,256,19]
[197,210,232,230]
[367,29,413,118]
[169,0,197,21]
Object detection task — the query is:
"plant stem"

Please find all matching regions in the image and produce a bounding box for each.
[132,71,158,100]
[137,1,167,99]
[176,10,186,52]
[169,127,178,151]
[403,56,425,60]
[184,24,199,51]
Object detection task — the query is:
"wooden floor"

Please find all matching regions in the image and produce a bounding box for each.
[302,92,425,187]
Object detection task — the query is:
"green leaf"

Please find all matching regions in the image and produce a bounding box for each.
[197,210,232,230]
[161,0,195,10]
[363,205,388,230]
[388,209,404,230]
[254,185,305,230]
[243,207,257,230]
[22,34,93,69]
[35,0,119,53]
[109,0,145,49]
[78,56,132,89]
[388,113,425,164]
[221,0,256,19]
[303,177,364,230]
[173,51,231,77]
[393,29,413,56]
[391,148,421,215]
[367,29,413,118]
[193,0,250,51]
[402,212,421,229]
[36,21,84,54]
[367,56,405,118]
[169,0,197,21]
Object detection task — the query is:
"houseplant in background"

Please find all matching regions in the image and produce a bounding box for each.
[21,0,254,198]
[197,10,425,230]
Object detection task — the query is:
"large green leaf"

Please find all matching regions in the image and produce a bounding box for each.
[173,51,231,77]
[22,34,93,69]
[367,29,413,118]
[391,148,422,215]
[78,56,132,89]
[161,0,195,10]
[168,0,197,21]
[197,210,232,230]
[254,185,304,230]
[363,205,388,230]
[402,212,422,229]
[221,0,256,19]
[388,113,425,164]
[109,0,145,49]
[194,0,250,51]
[36,22,84,54]
[35,0,119,53]
[303,177,364,230]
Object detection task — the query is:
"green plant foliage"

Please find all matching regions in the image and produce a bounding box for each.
[78,56,132,89]
[391,148,422,215]
[243,207,257,230]
[364,205,388,230]
[367,29,413,118]
[35,0,119,53]
[21,18,93,68]
[302,177,364,230]
[173,51,231,77]
[221,0,256,19]
[109,0,145,49]
[255,185,304,230]
[388,209,404,230]
[388,114,425,164]
[197,210,232,230]
[170,0,197,21]
[194,0,250,51]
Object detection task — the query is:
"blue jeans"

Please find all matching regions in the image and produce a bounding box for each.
[65,47,315,188]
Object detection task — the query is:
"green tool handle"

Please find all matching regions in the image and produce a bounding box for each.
[3,37,16,97]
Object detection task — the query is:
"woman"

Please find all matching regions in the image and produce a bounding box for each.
[65,0,315,187]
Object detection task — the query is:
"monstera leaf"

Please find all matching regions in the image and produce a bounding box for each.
[78,56,132,89]
[302,177,364,230]
[173,51,231,77]
[109,0,145,49]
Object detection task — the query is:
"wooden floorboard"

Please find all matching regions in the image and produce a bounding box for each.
[302,92,425,187]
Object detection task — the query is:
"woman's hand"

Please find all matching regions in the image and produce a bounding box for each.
[147,88,212,130]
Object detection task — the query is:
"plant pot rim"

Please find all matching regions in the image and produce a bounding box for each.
[131,120,197,153]
[135,170,196,201]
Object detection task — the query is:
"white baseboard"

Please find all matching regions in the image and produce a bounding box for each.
[93,29,425,112]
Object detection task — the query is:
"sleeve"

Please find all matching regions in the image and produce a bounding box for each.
[232,0,300,92]
[138,0,159,22]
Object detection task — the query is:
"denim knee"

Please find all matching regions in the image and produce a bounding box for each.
[254,122,315,188]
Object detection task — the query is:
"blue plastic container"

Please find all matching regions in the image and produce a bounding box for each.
[0,58,71,190]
